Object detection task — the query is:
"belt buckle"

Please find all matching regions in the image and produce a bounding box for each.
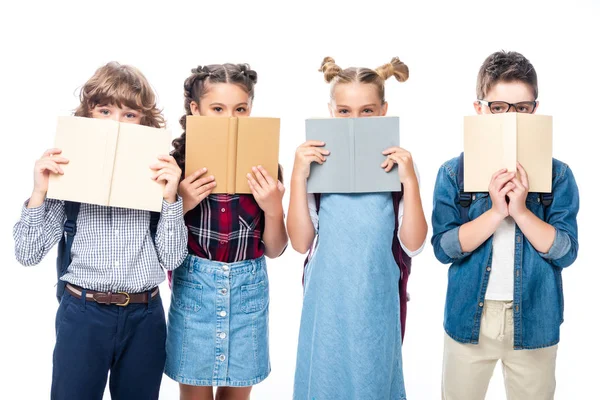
[116,292,130,306]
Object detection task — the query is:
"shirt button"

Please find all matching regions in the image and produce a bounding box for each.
[219,311,227,317]
[114,261,120,267]
[114,230,119,236]
[516,270,520,277]
[515,305,520,312]
[220,241,226,245]
[221,208,226,213]
[218,354,226,361]
[516,236,521,243]
[219,332,227,339]
[222,265,230,272]
[220,288,228,295]
[472,194,476,201]
[479,302,484,307]
[486,267,491,272]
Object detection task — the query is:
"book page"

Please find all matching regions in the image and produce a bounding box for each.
[109,123,171,212]
[47,116,118,205]
[186,116,230,193]
[517,114,552,193]
[305,118,353,193]
[235,117,280,194]
[464,114,512,192]
[354,116,403,193]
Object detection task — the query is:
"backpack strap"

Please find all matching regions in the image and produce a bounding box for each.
[457,152,472,223]
[539,192,553,207]
[56,201,80,303]
[149,211,160,242]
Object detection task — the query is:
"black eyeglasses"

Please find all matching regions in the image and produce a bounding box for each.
[478,100,537,114]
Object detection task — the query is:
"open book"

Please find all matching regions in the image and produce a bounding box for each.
[47,116,171,212]
[185,116,280,194]
[464,113,552,193]
[305,116,402,193]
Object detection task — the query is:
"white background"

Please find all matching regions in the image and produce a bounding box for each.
[0,0,598,399]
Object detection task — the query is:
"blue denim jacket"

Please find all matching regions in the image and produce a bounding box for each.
[431,156,579,349]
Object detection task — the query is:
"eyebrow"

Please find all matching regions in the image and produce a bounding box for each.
[336,104,377,108]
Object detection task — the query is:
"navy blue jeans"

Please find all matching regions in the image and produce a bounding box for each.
[51,290,167,400]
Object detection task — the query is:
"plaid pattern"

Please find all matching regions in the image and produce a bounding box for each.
[13,198,188,293]
[185,194,264,263]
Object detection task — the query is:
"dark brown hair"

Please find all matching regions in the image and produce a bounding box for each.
[319,57,409,103]
[74,61,164,128]
[171,64,257,173]
[476,51,538,100]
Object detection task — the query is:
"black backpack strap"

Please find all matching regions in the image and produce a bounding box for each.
[457,152,472,223]
[56,201,80,302]
[539,192,553,207]
[149,211,160,242]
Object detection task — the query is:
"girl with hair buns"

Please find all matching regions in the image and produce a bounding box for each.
[165,63,288,400]
[288,57,427,399]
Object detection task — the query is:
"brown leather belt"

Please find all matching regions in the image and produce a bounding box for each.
[66,283,159,306]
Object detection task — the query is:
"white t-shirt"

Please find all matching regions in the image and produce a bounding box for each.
[306,163,425,258]
[485,217,516,301]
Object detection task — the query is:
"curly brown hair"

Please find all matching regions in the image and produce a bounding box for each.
[319,57,409,104]
[74,61,165,128]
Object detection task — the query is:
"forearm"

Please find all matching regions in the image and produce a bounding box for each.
[513,209,555,253]
[262,210,288,258]
[458,210,504,253]
[287,175,316,254]
[155,197,188,270]
[399,179,427,252]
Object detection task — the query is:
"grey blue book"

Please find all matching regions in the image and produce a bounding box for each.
[305,116,402,193]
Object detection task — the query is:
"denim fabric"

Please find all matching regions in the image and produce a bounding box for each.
[294,193,406,400]
[165,255,270,386]
[432,156,579,349]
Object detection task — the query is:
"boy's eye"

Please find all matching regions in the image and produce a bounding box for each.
[492,106,504,112]
[100,109,110,115]
[126,113,137,119]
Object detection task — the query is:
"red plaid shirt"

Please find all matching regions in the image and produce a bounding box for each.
[185,194,265,263]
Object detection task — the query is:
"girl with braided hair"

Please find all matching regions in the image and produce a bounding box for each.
[165,63,287,400]
[288,57,428,399]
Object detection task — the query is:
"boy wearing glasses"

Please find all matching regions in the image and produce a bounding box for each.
[431,51,579,399]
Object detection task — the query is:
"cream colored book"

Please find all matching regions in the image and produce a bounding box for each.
[185,116,280,194]
[47,116,171,211]
[464,113,552,193]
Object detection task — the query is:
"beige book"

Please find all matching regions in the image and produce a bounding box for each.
[464,113,552,193]
[185,116,280,194]
[47,116,171,211]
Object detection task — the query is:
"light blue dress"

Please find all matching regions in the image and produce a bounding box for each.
[293,193,406,400]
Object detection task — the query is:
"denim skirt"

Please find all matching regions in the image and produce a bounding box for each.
[165,254,270,387]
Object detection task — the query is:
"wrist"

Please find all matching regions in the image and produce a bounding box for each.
[164,194,177,204]
[487,208,506,225]
[401,176,419,188]
[29,190,47,208]
[264,205,284,219]
[511,206,530,222]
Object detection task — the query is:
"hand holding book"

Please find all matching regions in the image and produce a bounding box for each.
[179,167,216,215]
[292,140,330,181]
[381,146,417,185]
[247,165,285,217]
[150,155,182,204]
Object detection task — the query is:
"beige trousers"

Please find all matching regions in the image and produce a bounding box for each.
[442,300,558,400]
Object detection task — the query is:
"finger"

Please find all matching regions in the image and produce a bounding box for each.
[43,156,69,164]
[247,178,258,196]
[511,177,526,192]
[184,167,208,183]
[277,181,285,193]
[382,147,400,155]
[302,140,326,148]
[251,167,269,188]
[491,168,509,182]
[149,161,172,171]
[197,181,217,194]
[247,173,264,195]
[308,155,324,165]
[39,160,64,175]
[315,148,330,156]
[43,148,62,158]
[157,154,177,164]
[154,172,177,183]
[500,182,516,197]
[494,172,516,188]
[151,168,173,179]
[191,175,215,190]
[308,150,326,163]
[257,166,276,186]
[516,163,529,186]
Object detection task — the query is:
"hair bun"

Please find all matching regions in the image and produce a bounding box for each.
[376,57,409,82]
[319,57,342,83]
[238,63,258,84]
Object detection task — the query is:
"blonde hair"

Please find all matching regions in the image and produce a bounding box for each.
[319,56,409,103]
[74,61,165,128]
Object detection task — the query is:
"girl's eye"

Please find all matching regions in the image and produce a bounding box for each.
[236,107,247,113]
[213,107,223,112]
[363,109,374,114]
[338,109,349,114]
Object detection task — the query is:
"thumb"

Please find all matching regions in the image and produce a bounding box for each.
[277,181,285,192]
